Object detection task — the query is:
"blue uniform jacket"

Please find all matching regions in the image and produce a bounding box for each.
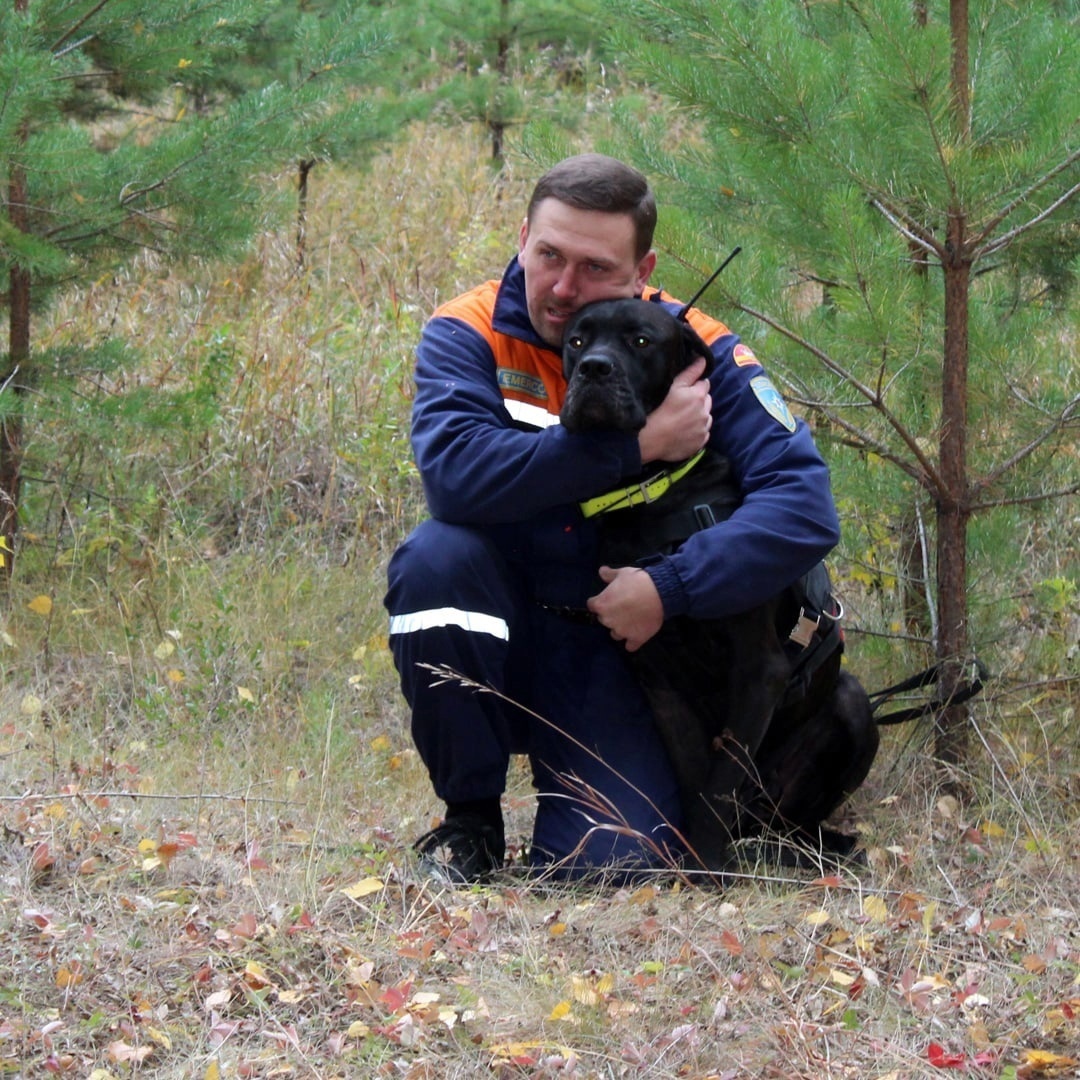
[410,257,840,619]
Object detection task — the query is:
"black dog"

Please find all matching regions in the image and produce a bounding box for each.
[560,297,879,872]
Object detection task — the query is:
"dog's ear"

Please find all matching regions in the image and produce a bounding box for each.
[680,320,714,377]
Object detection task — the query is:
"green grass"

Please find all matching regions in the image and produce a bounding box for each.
[1,121,1078,1078]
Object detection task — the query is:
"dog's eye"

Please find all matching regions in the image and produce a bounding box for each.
[633,335,650,348]
[567,335,583,349]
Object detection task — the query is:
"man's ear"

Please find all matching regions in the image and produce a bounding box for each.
[681,321,714,377]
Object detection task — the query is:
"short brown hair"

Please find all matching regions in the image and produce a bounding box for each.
[526,154,657,260]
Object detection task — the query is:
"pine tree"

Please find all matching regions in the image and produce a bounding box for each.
[616,0,1080,765]
[0,0,400,568]
[384,0,605,165]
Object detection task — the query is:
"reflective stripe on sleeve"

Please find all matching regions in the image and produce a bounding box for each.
[388,607,510,642]
[503,398,561,429]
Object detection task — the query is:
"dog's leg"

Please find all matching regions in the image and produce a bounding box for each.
[739,670,878,862]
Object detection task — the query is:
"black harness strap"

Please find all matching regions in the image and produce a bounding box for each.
[870,657,989,726]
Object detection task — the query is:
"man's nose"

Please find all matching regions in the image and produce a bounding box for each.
[551,265,579,298]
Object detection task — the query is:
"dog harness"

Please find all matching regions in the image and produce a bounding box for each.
[579,449,707,518]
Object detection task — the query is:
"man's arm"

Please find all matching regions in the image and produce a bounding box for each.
[412,315,643,524]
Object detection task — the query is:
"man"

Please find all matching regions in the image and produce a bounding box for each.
[384,154,839,882]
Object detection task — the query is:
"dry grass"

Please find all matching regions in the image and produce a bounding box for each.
[1,121,1078,1078]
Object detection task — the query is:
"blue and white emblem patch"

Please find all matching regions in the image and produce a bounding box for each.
[749,375,797,432]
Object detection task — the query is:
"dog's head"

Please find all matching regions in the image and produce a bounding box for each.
[559,298,714,434]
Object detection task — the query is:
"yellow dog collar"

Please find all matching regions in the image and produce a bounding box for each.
[579,449,707,519]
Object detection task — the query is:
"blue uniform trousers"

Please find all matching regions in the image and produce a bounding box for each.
[384,518,685,874]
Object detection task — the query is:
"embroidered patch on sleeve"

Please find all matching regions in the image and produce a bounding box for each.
[749,375,797,432]
[733,343,761,368]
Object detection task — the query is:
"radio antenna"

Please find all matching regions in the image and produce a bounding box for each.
[676,246,742,321]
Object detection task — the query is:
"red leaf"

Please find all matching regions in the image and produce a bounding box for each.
[720,929,743,956]
[231,913,258,939]
[927,1042,967,1068]
[380,982,411,1013]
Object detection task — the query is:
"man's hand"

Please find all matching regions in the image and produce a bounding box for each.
[637,355,711,464]
[587,565,664,652]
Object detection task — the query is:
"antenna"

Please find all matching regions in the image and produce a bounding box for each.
[676,246,742,321]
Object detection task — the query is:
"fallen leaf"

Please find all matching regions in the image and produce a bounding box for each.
[107,1041,152,1065]
[862,895,889,923]
[719,929,742,956]
[341,877,385,899]
[927,1041,966,1068]
[1020,1048,1079,1076]
[28,595,53,616]
[548,1000,572,1021]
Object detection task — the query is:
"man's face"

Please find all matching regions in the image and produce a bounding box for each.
[518,198,656,348]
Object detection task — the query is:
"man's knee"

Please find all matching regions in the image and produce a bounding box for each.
[386,520,506,611]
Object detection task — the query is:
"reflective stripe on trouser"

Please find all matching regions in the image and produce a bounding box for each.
[384,519,684,872]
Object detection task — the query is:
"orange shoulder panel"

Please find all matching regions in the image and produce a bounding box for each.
[641,286,731,344]
[431,280,566,416]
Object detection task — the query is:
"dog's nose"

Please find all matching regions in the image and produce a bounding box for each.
[578,355,614,380]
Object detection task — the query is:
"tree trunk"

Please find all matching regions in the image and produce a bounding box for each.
[934,209,972,766]
[2,151,30,575]
[297,157,315,269]
[949,0,971,140]
[490,0,509,165]
[929,0,974,768]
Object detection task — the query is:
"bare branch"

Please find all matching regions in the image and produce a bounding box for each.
[974,176,1080,260]
[869,197,944,259]
[733,300,945,496]
[779,377,929,483]
[974,390,1080,493]
[51,0,111,53]
[970,147,1080,254]
[969,480,1080,514]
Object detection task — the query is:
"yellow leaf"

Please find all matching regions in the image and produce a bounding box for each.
[138,838,157,855]
[205,1061,221,1080]
[28,595,53,616]
[56,965,85,988]
[178,58,192,69]
[244,960,273,989]
[862,895,889,923]
[548,1000,572,1021]
[346,1020,371,1038]
[166,669,185,683]
[1022,1048,1078,1072]
[922,901,938,936]
[146,1027,172,1050]
[804,909,831,927]
[980,819,1006,839]
[571,972,613,1006]
[44,803,66,821]
[829,968,856,986]
[154,641,175,660]
[340,877,384,899]
[20,694,43,716]
[237,686,255,703]
[549,921,567,937]
[370,735,391,753]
